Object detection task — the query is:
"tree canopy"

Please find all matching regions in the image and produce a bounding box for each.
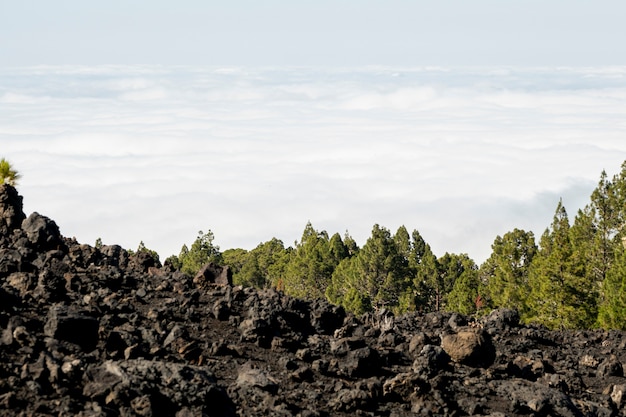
[159,160,626,330]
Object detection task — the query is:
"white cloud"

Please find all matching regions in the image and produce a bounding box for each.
[1,65,626,263]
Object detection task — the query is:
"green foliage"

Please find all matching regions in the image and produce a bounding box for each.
[95,237,103,249]
[327,225,413,314]
[164,254,182,270]
[176,229,222,276]
[342,231,359,257]
[480,229,536,314]
[0,158,21,186]
[414,244,440,312]
[402,229,437,312]
[444,254,480,315]
[222,248,249,277]
[341,287,372,316]
[597,246,626,329]
[583,162,626,328]
[148,157,626,330]
[526,201,596,329]
[282,223,346,299]
[132,240,160,264]
[230,238,290,288]
[423,252,472,313]
[586,170,621,282]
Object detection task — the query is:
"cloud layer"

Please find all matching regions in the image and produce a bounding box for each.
[2,66,625,262]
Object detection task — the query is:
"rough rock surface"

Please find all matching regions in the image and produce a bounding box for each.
[1,184,626,416]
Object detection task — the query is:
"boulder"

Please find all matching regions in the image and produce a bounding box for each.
[598,355,623,377]
[235,361,279,394]
[193,262,232,287]
[0,184,25,235]
[83,359,234,416]
[413,344,450,377]
[22,212,63,251]
[441,330,495,367]
[482,308,520,333]
[496,379,580,417]
[99,244,129,268]
[44,305,99,351]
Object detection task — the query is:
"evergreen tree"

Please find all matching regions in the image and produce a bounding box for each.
[327,224,410,313]
[393,229,435,312]
[282,223,341,299]
[394,225,412,261]
[342,231,359,257]
[232,238,289,289]
[328,232,350,264]
[410,229,428,269]
[222,248,249,278]
[480,229,537,314]
[392,226,420,313]
[178,230,222,276]
[527,201,593,328]
[133,241,161,264]
[566,164,626,327]
[589,170,620,282]
[445,255,480,315]
[327,259,372,315]
[569,207,601,323]
[413,242,440,312]
[429,252,472,312]
[597,245,626,329]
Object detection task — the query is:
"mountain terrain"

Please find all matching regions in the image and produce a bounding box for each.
[1,184,625,417]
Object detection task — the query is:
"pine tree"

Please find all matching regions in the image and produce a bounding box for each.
[589,170,620,282]
[567,163,626,327]
[597,245,626,329]
[445,254,480,315]
[328,232,349,264]
[133,241,161,264]
[527,201,593,328]
[394,225,412,262]
[327,224,411,313]
[232,238,289,289]
[222,248,250,283]
[413,243,440,312]
[178,230,222,276]
[327,259,372,315]
[283,223,341,299]
[480,229,536,314]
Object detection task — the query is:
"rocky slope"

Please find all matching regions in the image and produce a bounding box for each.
[1,183,626,417]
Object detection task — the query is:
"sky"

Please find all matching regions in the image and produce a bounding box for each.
[2,1,626,67]
[1,1,626,263]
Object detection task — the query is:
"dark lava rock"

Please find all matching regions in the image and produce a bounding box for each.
[44,305,99,352]
[22,212,63,251]
[0,184,25,236]
[83,359,234,416]
[441,329,496,367]
[194,262,232,287]
[2,185,626,417]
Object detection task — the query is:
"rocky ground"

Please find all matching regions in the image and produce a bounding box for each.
[1,183,626,416]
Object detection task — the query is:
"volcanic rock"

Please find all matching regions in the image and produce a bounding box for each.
[0,184,25,236]
[441,329,496,367]
[2,184,626,416]
[194,262,233,287]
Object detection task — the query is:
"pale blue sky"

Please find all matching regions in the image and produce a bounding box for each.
[2,0,625,66]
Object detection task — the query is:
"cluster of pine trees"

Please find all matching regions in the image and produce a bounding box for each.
[164,161,626,330]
